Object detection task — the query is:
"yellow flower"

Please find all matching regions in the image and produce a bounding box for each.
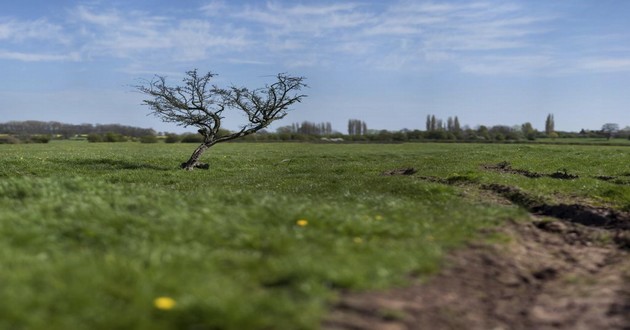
[154,297,176,310]
[296,219,308,227]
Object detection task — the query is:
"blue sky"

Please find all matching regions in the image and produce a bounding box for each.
[2,0,630,133]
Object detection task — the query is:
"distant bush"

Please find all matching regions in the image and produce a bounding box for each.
[87,133,103,143]
[164,134,181,143]
[29,135,51,143]
[181,134,203,143]
[0,135,20,144]
[104,132,126,142]
[139,135,158,143]
[87,132,127,143]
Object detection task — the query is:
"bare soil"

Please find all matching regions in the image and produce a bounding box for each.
[324,183,630,330]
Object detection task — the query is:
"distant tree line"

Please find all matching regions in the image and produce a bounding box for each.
[348,119,367,136]
[0,121,156,138]
[276,121,333,136]
[425,115,460,133]
[2,117,629,145]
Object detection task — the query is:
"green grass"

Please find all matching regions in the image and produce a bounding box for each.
[535,137,630,145]
[0,141,628,329]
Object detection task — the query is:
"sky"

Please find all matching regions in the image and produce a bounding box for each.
[2,0,630,133]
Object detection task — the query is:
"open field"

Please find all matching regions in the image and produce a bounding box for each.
[1,141,629,329]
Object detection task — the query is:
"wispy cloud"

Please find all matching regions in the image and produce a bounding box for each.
[576,58,630,73]
[0,50,79,62]
[220,1,556,72]
[360,2,556,73]
[72,5,251,64]
[0,18,69,44]
[236,2,371,34]
[222,2,375,67]
[3,0,630,76]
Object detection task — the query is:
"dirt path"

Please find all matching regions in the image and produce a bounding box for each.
[324,177,630,330]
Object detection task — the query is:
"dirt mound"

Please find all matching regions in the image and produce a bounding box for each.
[382,168,417,176]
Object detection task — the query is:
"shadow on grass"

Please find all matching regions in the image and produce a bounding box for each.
[52,158,174,171]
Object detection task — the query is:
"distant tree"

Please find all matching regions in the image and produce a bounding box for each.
[426,115,431,131]
[601,123,620,140]
[453,116,461,132]
[545,114,555,137]
[436,119,444,131]
[476,125,490,140]
[521,122,536,140]
[136,69,306,170]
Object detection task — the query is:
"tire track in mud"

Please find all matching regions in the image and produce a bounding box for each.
[324,165,630,330]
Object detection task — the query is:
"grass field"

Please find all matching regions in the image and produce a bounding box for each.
[1,141,629,329]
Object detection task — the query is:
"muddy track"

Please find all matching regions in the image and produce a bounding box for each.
[324,169,630,330]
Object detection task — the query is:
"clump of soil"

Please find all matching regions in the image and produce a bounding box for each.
[382,168,417,176]
[549,170,579,180]
[483,161,544,178]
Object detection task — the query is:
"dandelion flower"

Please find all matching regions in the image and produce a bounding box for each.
[154,297,176,310]
[296,219,308,227]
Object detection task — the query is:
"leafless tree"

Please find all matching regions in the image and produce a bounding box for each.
[136,69,306,170]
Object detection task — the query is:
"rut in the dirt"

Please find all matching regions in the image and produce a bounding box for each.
[325,219,630,330]
[325,173,630,330]
[483,161,579,180]
[483,183,630,250]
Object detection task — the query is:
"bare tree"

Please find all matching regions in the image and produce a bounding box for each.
[137,69,307,170]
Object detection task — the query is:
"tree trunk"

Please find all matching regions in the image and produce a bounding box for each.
[181,143,210,170]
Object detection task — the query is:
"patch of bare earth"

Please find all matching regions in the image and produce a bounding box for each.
[324,182,630,330]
